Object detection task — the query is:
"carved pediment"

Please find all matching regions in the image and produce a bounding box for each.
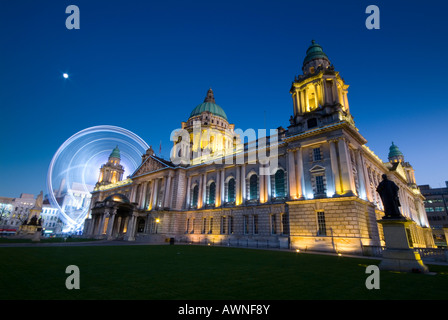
[309,165,326,172]
[131,156,173,177]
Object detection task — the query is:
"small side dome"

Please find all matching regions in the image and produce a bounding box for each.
[388,142,404,162]
[109,145,121,159]
[302,40,331,75]
[104,193,130,204]
[303,40,330,65]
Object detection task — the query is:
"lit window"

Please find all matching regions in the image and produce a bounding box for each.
[253,215,259,234]
[208,182,216,205]
[271,214,277,234]
[243,215,249,234]
[227,178,235,202]
[274,170,285,198]
[313,148,322,161]
[249,175,258,200]
[315,175,325,194]
[221,216,227,234]
[317,211,326,236]
[191,185,199,207]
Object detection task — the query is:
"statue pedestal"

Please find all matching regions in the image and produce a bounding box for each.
[378,218,428,273]
[15,225,42,241]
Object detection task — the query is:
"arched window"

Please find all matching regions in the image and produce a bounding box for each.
[274,169,285,198]
[227,178,235,202]
[191,185,199,207]
[208,182,216,205]
[249,174,258,200]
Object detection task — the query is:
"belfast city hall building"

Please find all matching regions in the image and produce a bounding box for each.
[83,41,435,254]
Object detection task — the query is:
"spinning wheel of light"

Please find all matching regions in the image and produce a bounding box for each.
[47,125,149,233]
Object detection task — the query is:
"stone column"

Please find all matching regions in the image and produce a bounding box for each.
[185,175,191,209]
[292,90,299,117]
[304,87,309,112]
[125,213,136,241]
[266,168,272,202]
[333,81,340,104]
[329,139,342,196]
[105,209,116,240]
[295,148,305,199]
[130,184,137,203]
[241,164,246,203]
[320,79,327,105]
[300,90,305,114]
[288,150,297,199]
[220,169,225,204]
[86,214,97,236]
[164,173,173,209]
[355,150,367,200]
[259,168,265,203]
[151,179,159,210]
[313,82,319,108]
[235,166,241,205]
[360,153,373,202]
[140,182,148,210]
[202,172,207,207]
[96,211,107,237]
[216,170,221,207]
[337,138,356,196]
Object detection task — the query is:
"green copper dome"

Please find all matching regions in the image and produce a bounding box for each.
[109,146,121,159]
[388,142,403,158]
[189,88,228,121]
[303,40,330,65]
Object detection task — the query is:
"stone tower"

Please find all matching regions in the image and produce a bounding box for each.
[95,146,125,188]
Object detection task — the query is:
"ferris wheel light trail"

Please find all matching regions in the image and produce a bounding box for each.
[46,125,149,233]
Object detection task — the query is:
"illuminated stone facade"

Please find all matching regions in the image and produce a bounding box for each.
[83,41,435,254]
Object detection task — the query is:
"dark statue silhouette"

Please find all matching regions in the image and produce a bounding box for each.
[376,174,403,219]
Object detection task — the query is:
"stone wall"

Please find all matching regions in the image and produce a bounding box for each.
[288,197,380,254]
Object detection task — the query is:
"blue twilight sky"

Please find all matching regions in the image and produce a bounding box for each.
[0,0,447,198]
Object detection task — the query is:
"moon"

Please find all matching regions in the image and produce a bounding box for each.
[63,73,69,79]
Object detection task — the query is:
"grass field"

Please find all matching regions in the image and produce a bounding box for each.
[1,244,447,300]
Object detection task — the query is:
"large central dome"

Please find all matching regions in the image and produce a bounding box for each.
[189,88,228,121]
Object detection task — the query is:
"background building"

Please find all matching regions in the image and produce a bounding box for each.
[0,194,35,234]
[419,181,448,246]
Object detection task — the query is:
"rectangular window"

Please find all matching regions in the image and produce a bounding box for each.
[243,215,249,234]
[229,216,234,234]
[185,218,190,234]
[191,218,195,234]
[221,216,227,234]
[271,214,277,234]
[313,147,322,161]
[281,213,289,235]
[317,211,327,236]
[315,175,325,194]
[209,217,213,234]
[253,215,259,234]
[202,218,207,234]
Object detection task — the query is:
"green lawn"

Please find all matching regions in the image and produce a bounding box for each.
[0,244,447,300]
